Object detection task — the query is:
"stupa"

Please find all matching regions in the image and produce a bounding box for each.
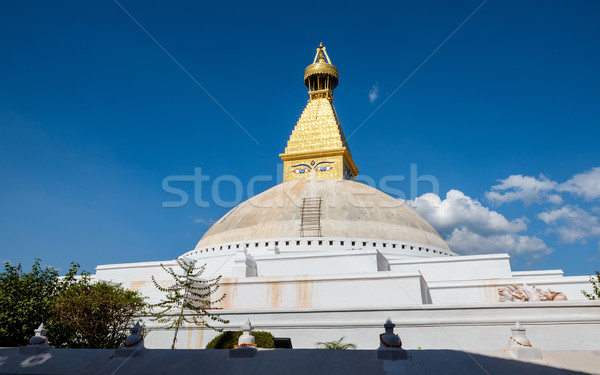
[95,44,600,350]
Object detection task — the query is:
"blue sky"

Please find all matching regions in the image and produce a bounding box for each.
[1,0,599,276]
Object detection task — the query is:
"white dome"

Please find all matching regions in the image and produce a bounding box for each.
[196,179,450,252]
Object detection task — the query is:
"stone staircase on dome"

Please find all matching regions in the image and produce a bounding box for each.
[299,197,322,237]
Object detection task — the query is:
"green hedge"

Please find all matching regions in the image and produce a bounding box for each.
[205,330,274,349]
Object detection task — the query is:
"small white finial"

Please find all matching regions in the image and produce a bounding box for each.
[122,321,145,349]
[377,318,407,360]
[21,322,51,353]
[34,323,48,337]
[237,319,256,347]
[509,321,531,347]
[241,319,253,333]
[379,318,402,349]
[506,321,542,359]
[28,323,49,347]
[130,321,144,336]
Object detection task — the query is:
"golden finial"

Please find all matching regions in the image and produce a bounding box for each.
[304,43,338,96]
[280,42,359,182]
[318,50,326,62]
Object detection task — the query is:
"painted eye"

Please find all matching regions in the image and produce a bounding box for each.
[293,168,309,174]
[317,166,333,172]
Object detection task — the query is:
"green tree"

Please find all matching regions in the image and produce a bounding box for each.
[0,260,146,349]
[0,260,59,346]
[316,336,357,350]
[52,275,147,349]
[151,258,228,349]
[582,271,600,300]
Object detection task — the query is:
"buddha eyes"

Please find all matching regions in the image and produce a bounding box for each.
[291,161,333,174]
[317,166,333,172]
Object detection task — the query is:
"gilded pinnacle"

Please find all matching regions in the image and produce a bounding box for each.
[280,44,359,182]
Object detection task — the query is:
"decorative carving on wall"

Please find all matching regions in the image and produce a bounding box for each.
[498,284,568,302]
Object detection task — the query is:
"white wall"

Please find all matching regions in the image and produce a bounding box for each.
[388,254,513,281]
[216,272,426,310]
[93,250,600,354]
[253,249,388,276]
[140,300,600,350]
[427,275,592,304]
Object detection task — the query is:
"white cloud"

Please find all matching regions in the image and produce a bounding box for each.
[446,228,552,256]
[485,167,600,207]
[558,167,600,200]
[486,174,562,206]
[538,205,600,243]
[409,190,551,256]
[410,190,527,237]
[368,83,379,103]
[411,167,600,256]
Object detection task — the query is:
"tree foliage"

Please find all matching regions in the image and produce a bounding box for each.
[52,276,146,348]
[582,271,600,300]
[0,260,146,348]
[316,336,357,350]
[0,260,59,347]
[151,258,228,349]
[205,330,275,349]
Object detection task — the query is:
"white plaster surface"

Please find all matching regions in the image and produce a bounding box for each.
[194,179,452,251]
[94,242,600,353]
[137,301,600,350]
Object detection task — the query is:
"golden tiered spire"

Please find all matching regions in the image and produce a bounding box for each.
[279,43,359,182]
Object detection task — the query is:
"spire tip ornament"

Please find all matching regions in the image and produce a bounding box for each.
[280,43,359,182]
[304,42,338,97]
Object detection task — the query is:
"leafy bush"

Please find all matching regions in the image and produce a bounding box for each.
[316,337,357,350]
[205,330,275,349]
[52,278,146,348]
[0,260,59,347]
[0,260,146,348]
[582,271,600,300]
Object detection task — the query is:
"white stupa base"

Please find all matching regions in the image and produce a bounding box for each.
[507,347,543,360]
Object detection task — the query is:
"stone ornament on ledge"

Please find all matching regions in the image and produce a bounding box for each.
[377,318,407,360]
[506,321,542,360]
[229,319,257,358]
[114,321,145,358]
[19,323,52,355]
[498,284,567,302]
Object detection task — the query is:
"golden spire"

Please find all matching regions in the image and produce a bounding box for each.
[279,43,359,182]
[304,43,339,100]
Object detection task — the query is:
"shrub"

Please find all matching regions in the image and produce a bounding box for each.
[316,337,357,350]
[0,260,59,347]
[52,278,146,348]
[0,260,146,348]
[582,271,600,300]
[205,330,275,349]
